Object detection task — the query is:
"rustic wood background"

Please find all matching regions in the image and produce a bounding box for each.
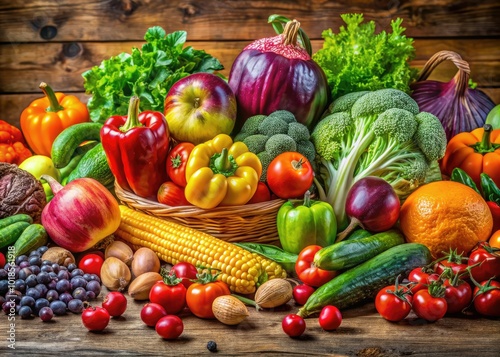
[1,0,499,129]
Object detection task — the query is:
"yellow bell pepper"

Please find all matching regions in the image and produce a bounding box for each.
[185,134,262,209]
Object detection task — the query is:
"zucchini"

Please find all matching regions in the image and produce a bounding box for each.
[51,122,103,168]
[0,221,31,249]
[298,243,432,317]
[66,143,114,186]
[314,229,405,271]
[14,224,48,257]
[0,214,33,230]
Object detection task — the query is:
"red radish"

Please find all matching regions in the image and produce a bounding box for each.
[337,176,400,241]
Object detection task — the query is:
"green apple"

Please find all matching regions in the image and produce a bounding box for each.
[19,155,60,201]
[486,104,500,129]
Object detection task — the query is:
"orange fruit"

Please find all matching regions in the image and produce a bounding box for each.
[490,230,500,249]
[399,180,493,258]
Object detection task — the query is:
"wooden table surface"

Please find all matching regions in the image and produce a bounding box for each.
[2,287,499,357]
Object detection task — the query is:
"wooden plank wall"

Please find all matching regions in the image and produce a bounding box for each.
[1,0,499,129]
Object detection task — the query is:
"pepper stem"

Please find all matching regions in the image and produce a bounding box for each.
[282,19,300,46]
[120,96,143,132]
[478,124,493,152]
[210,148,238,177]
[39,82,64,112]
[303,190,312,208]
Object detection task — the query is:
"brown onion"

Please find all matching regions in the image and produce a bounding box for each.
[101,257,132,291]
[131,247,161,278]
[105,240,134,266]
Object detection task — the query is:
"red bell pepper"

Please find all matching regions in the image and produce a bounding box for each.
[487,201,500,233]
[101,96,169,199]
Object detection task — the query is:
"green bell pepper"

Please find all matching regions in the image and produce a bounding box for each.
[277,191,337,254]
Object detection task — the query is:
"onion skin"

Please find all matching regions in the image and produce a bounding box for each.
[41,175,121,253]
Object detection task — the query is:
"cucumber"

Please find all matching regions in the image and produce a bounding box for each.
[0,221,31,249]
[345,228,372,240]
[298,243,432,317]
[0,214,33,230]
[14,224,48,257]
[51,122,103,168]
[66,143,114,186]
[314,229,405,271]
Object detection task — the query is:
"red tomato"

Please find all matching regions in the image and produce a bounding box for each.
[468,243,500,282]
[155,315,184,339]
[186,280,231,319]
[443,279,472,314]
[0,252,5,268]
[267,152,314,199]
[140,303,167,327]
[473,279,500,317]
[246,182,271,204]
[433,250,468,276]
[375,285,413,322]
[407,267,440,294]
[295,245,336,288]
[292,284,315,306]
[157,181,190,206]
[171,262,198,289]
[78,254,105,277]
[282,313,306,337]
[102,291,127,317]
[318,305,342,331]
[81,306,110,332]
[166,142,195,187]
[149,275,187,315]
[412,289,448,322]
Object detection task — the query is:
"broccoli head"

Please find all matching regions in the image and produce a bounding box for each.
[414,112,447,162]
[288,122,311,142]
[265,134,297,158]
[257,151,273,182]
[297,140,317,165]
[266,110,297,124]
[234,114,267,142]
[258,115,289,137]
[243,134,269,154]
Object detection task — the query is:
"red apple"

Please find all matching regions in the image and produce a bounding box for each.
[164,73,237,145]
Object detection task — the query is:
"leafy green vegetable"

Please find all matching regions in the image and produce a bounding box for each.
[82,26,224,123]
[312,13,419,100]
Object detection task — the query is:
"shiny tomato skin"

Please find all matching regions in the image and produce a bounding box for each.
[473,280,500,317]
[0,252,5,268]
[292,284,316,306]
[434,260,468,276]
[318,305,342,331]
[375,285,412,322]
[81,306,110,331]
[247,182,271,204]
[267,152,314,199]
[295,245,337,288]
[408,267,440,294]
[171,262,198,289]
[443,279,472,314]
[186,281,230,319]
[282,314,306,337]
[489,230,500,249]
[468,244,500,282]
[102,291,128,317]
[157,181,190,206]
[149,281,187,315]
[412,289,448,322]
[166,142,195,187]
[155,315,184,339]
[78,254,105,277]
[140,303,167,327]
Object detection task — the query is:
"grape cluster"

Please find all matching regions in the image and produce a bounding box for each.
[0,246,102,321]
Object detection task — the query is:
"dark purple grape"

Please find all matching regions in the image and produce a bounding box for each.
[72,287,87,301]
[59,292,73,305]
[14,265,20,279]
[85,280,101,297]
[71,268,84,278]
[71,276,87,289]
[20,295,36,308]
[37,246,49,255]
[14,279,26,293]
[4,263,11,271]
[3,301,13,314]
[0,269,7,279]
[25,274,38,288]
[15,305,21,314]
[7,290,23,304]
[42,260,53,266]
[57,270,69,280]
[67,299,84,313]
[56,279,70,293]
[19,261,30,269]
[29,256,42,266]
[0,295,5,305]
[35,283,48,297]
[49,300,67,316]
[39,306,53,321]
[18,267,32,280]
[36,271,51,285]
[30,265,41,275]
[29,250,41,257]
[15,255,29,265]
[51,264,60,274]
[0,280,9,295]
[19,305,33,319]
[59,265,68,271]
[83,273,93,281]
[89,274,101,283]
[67,263,77,272]
[46,289,59,302]
[25,287,41,300]
[86,291,96,300]
[48,271,58,280]
[34,298,50,314]
[41,265,53,273]
[47,279,57,290]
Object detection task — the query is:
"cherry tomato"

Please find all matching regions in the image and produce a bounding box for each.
[375,284,412,322]
[78,254,105,277]
[157,181,190,206]
[433,250,468,276]
[102,291,127,317]
[295,245,337,288]
[443,278,472,314]
[186,280,230,319]
[318,305,342,331]
[81,306,110,332]
[247,182,271,204]
[140,303,167,327]
[489,230,500,249]
[155,315,184,339]
[292,284,315,306]
[149,274,187,315]
[473,279,500,317]
[282,313,306,337]
[0,252,5,268]
[166,142,195,187]
[407,267,440,294]
[412,288,448,322]
[468,243,500,282]
[171,262,198,289]
[267,152,314,199]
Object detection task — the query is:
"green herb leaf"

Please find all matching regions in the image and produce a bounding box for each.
[450,168,481,194]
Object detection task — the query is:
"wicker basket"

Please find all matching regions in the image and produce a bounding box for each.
[114,182,284,244]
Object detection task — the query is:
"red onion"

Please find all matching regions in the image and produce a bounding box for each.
[338,176,400,241]
[410,50,496,141]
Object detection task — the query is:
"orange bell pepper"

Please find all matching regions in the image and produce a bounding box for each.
[440,124,500,189]
[20,82,90,156]
[0,120,32,165]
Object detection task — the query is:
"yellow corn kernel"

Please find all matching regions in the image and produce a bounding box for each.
[251,253,287,280]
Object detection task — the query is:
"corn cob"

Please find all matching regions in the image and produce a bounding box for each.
[117,205,278,294]
[250,253,287,280]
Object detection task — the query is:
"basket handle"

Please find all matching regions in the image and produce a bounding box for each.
[416,50,471,96]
